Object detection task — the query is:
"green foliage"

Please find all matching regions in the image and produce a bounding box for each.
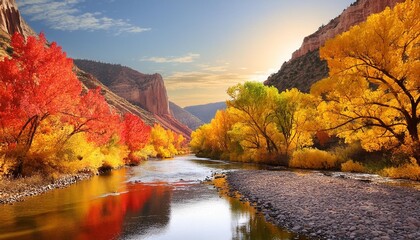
[191,82,317,164]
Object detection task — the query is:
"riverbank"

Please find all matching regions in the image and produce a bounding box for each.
[225,170,420,240]
[0,173,92,204]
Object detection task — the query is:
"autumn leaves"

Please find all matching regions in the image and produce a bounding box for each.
[190,83,316,164]
[191,0,420,176]
[0,33,185,178]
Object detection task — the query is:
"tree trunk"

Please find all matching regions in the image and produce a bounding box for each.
[11,116,40,178]
[11,156,24,178]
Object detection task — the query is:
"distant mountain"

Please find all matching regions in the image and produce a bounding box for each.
[74,59,192,138]
[264,0,404,92]
[184,102,226,123]
[169,102,204,130]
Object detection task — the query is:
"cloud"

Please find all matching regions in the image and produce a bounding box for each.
[164,70,246,90]
[141,53,200,63]
[16,0,150,34]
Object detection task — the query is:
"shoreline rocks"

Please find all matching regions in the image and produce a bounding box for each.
[226,170,420,240]
[0,173,92,205]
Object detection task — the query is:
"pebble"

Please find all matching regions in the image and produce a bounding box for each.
[225,170,420,240]
[0,173,92,204]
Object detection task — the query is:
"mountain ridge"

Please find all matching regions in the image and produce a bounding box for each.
[184,102,226,124]
[169,102,204,130]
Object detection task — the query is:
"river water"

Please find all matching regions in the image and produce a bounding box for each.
[0,155,304,240]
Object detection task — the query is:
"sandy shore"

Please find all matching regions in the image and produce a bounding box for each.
[226,170,420,240]
[0,173,92,204]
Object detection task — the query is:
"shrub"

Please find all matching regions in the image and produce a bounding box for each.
[289,148,338,169]
[341,160,366,173]
[332,142,365,163]
[382,159,420,181]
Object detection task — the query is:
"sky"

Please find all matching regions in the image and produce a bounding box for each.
[16,0,355,107]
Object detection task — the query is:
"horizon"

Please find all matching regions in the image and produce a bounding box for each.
[17,0,354,107]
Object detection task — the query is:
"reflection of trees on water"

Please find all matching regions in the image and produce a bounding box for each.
[0,170,172,240]
[228,197,300,240]
[120,183,172,239]
[79,182,172,240]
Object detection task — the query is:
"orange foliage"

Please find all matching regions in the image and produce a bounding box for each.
[121,113,151,165]
[0,33,159,177]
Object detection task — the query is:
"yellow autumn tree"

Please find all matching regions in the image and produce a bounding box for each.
[190,82,317,163]
[313,0,420,164]
[227,82,280,154]
[148,124,185,158]
[273,89,317,157]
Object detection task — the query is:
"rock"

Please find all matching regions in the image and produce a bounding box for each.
[213,174,225,179]
[74,60,192,139]
[264,0,404,94]
[223,170,420,240]
[292,225,301,231]
[74,60,169,115]
[0,0,35,37]
[291,0,404,60]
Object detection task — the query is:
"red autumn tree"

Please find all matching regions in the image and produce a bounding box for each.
[120,113,151,164]
[0,33,82,176]
[65,87,121,146]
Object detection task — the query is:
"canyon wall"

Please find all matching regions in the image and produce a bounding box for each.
[265,0,405,93]
[291,0,404,60]
[74,60,193,138]
[0,0,34,37]
[74,60,170,116]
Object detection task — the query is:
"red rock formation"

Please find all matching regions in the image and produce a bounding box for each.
[111,73,170,115]
[73,60,171,116]
[76,68,192,139]
[0,0,35,37]
[74,60,192,138]
[291,0,405,60]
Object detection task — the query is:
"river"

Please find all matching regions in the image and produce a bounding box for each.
[0,155,305,240]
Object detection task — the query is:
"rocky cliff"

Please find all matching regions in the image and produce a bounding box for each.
[0,0,34,37]
[291,0,404,60]
[77,69,192,138]
[74,60,170,115]
[74,59,192,138]
[265,0,404,92]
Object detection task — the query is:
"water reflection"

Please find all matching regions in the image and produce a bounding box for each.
[0,155,304,240]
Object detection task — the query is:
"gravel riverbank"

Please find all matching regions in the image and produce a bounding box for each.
[226,170,420,240]
[0,173,92,204]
